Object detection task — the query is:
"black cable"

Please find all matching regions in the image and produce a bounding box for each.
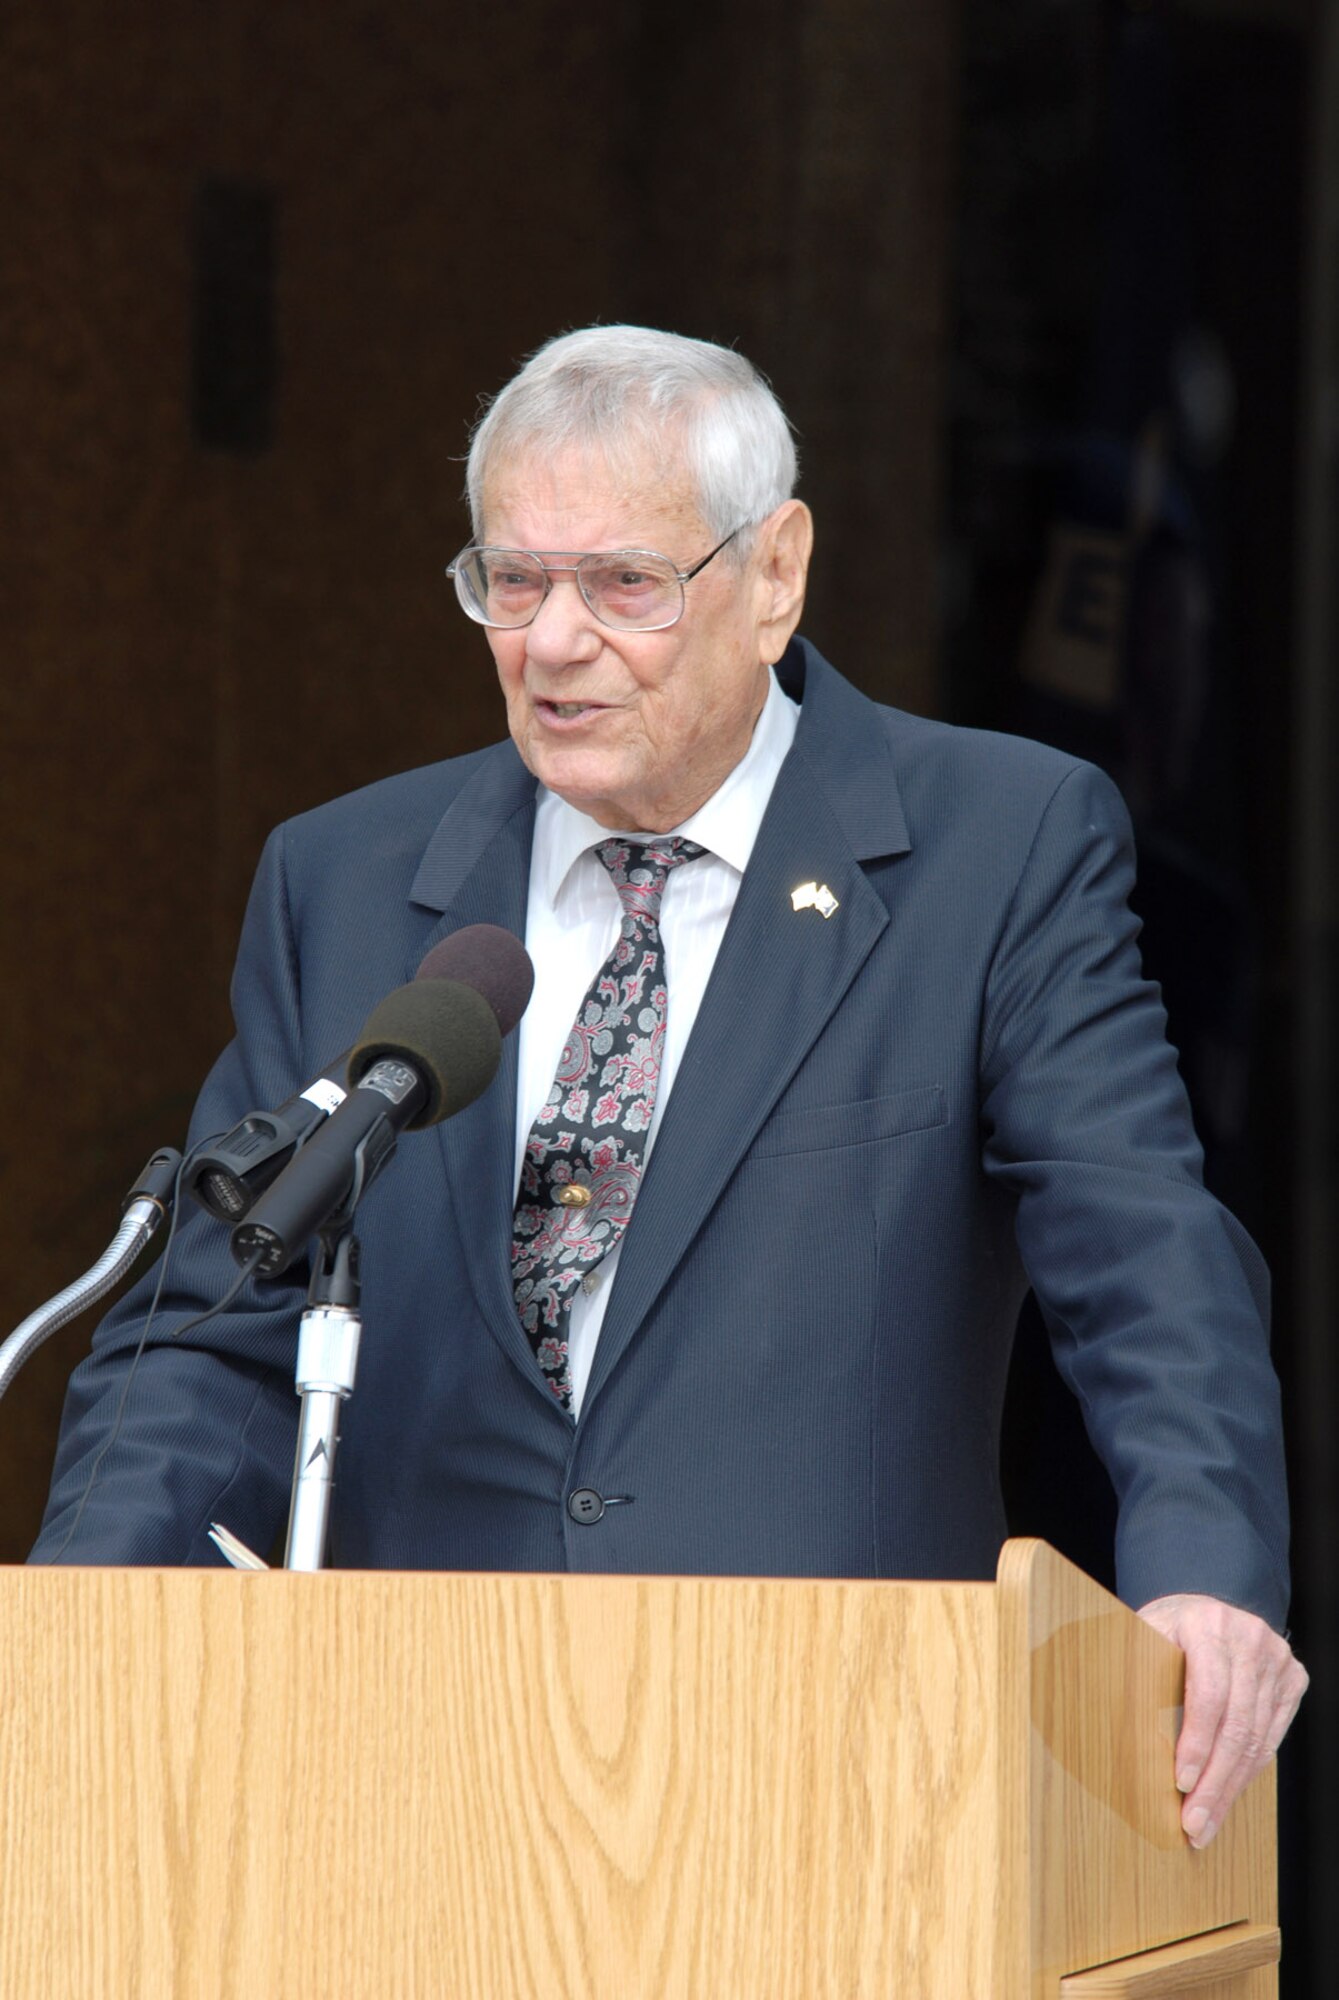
[165,1249,265,1343]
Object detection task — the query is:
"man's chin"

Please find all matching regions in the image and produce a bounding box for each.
[524,749,636,828]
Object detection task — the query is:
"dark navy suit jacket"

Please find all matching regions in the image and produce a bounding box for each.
[33,640,1290,1627]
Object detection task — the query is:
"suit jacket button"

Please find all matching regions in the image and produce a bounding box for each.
[567,1487,605,1524]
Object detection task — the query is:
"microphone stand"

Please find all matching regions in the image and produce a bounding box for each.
[283,1221,362,1572]
[0,1150,181,1407]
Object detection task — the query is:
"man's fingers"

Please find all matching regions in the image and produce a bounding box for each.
[1179,1653,1278,1846]
[1173,1628,1231,1794]
[1136,1592,1307,1850]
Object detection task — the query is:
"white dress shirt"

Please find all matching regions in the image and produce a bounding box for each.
[514,667,800,1415]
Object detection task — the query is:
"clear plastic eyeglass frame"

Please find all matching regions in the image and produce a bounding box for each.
[445,528,740,633]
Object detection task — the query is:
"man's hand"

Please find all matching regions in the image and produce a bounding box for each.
[1137,1593,1307,1849]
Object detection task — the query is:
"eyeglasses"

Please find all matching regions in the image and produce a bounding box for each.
[446,529,740,633]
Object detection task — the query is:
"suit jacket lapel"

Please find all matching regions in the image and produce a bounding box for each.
[582,642,911,1412]
[405,744,546,1389]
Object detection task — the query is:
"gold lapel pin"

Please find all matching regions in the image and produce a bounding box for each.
[791,881,840,919]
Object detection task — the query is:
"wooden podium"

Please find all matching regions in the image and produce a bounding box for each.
[0,1540,1277,1997]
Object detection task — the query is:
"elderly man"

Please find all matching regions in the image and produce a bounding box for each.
[34,325,1304,1849]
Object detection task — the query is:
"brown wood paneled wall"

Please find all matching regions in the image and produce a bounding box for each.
[0,0,958,1556]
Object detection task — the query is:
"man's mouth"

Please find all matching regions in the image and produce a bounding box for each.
[538,698,605,721]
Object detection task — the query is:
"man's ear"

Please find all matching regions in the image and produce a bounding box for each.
[754,500,814,661]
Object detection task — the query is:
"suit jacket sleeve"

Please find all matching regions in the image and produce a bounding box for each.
[978,758,1289,1627]
[29,825,312,1565]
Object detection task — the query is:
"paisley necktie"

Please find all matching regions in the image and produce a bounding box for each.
[512,835,704,1411]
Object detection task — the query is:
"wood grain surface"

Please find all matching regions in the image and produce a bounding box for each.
[1058,1920,1281,1996]
[0,1550,1278,1998]
[0,1566,997,1998]
[998,1542,1277,2000]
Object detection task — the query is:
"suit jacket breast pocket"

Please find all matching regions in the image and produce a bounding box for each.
[749,1086,947,1160]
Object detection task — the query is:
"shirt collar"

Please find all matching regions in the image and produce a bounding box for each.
[532,666,801,908]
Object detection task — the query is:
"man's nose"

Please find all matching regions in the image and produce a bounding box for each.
[524,573,602,665]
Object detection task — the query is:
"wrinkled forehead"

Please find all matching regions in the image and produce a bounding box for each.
[478,435,707,551]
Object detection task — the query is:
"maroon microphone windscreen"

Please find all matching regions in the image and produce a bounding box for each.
[415,925,534,1038]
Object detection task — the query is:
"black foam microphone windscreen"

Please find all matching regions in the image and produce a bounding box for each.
[347,979,500,1130]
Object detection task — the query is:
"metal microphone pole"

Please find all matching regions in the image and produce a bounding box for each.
[283,1223,363,1571]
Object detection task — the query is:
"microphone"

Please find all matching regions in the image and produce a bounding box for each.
[187,1061,351,1222]
[187,926,533,1222]
[228,925,533,1277]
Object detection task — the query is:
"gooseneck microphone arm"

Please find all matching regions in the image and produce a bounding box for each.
[0,1150,182,1407]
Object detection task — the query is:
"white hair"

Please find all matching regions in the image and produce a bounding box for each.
[466,325,798,554]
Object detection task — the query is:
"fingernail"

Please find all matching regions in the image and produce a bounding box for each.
[1183,1806,1211,1846]
[1176,1765,1200,1794]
